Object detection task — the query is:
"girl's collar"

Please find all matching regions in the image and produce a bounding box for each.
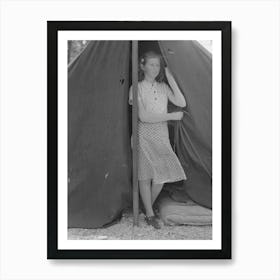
[142,79,157,86]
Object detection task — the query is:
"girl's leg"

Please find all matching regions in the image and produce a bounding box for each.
[151,182,164,205]
[139,179,154,217]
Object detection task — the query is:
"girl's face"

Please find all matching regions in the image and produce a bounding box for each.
[141,57,161,80]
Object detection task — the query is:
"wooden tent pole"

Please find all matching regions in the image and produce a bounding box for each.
[132,41,139,226]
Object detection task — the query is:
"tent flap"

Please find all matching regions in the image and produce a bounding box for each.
[68,41,132,228]
[159,41,212,208]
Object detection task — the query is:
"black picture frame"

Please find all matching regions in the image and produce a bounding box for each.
[47,21,231,259]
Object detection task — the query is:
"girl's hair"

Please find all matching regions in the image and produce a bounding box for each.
[138,51,165,83]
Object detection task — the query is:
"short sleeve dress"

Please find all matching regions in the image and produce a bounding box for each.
[129,80,187,184]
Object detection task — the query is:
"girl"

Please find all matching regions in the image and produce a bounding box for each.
[129,51,187,229]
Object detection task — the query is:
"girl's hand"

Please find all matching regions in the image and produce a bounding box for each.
[171,111,184,120]
[165,67,173,81]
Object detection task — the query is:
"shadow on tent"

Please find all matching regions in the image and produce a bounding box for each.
[68,40,212,229]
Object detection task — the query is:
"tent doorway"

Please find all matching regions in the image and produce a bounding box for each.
[128,40,178,150]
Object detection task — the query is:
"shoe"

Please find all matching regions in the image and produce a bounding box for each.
[145,215,161,229]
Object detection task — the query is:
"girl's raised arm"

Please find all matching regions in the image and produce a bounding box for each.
[164,67,186,108]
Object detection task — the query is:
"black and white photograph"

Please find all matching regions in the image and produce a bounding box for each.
[68,40,212,234]
[48,21,231,259]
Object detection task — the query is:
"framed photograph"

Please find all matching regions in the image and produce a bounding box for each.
[47,21,231,259]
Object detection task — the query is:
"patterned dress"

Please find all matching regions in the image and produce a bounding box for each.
[129,80,187,185]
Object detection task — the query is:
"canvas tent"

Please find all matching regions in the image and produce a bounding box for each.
[68,40,212,229]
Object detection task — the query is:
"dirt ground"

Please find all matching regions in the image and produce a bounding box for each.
[68,210,212,240]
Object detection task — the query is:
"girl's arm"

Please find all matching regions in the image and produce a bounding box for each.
[164,67,186,108]
[138,103,176,123]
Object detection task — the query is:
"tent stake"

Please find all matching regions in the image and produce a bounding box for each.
[132,41,139,226]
